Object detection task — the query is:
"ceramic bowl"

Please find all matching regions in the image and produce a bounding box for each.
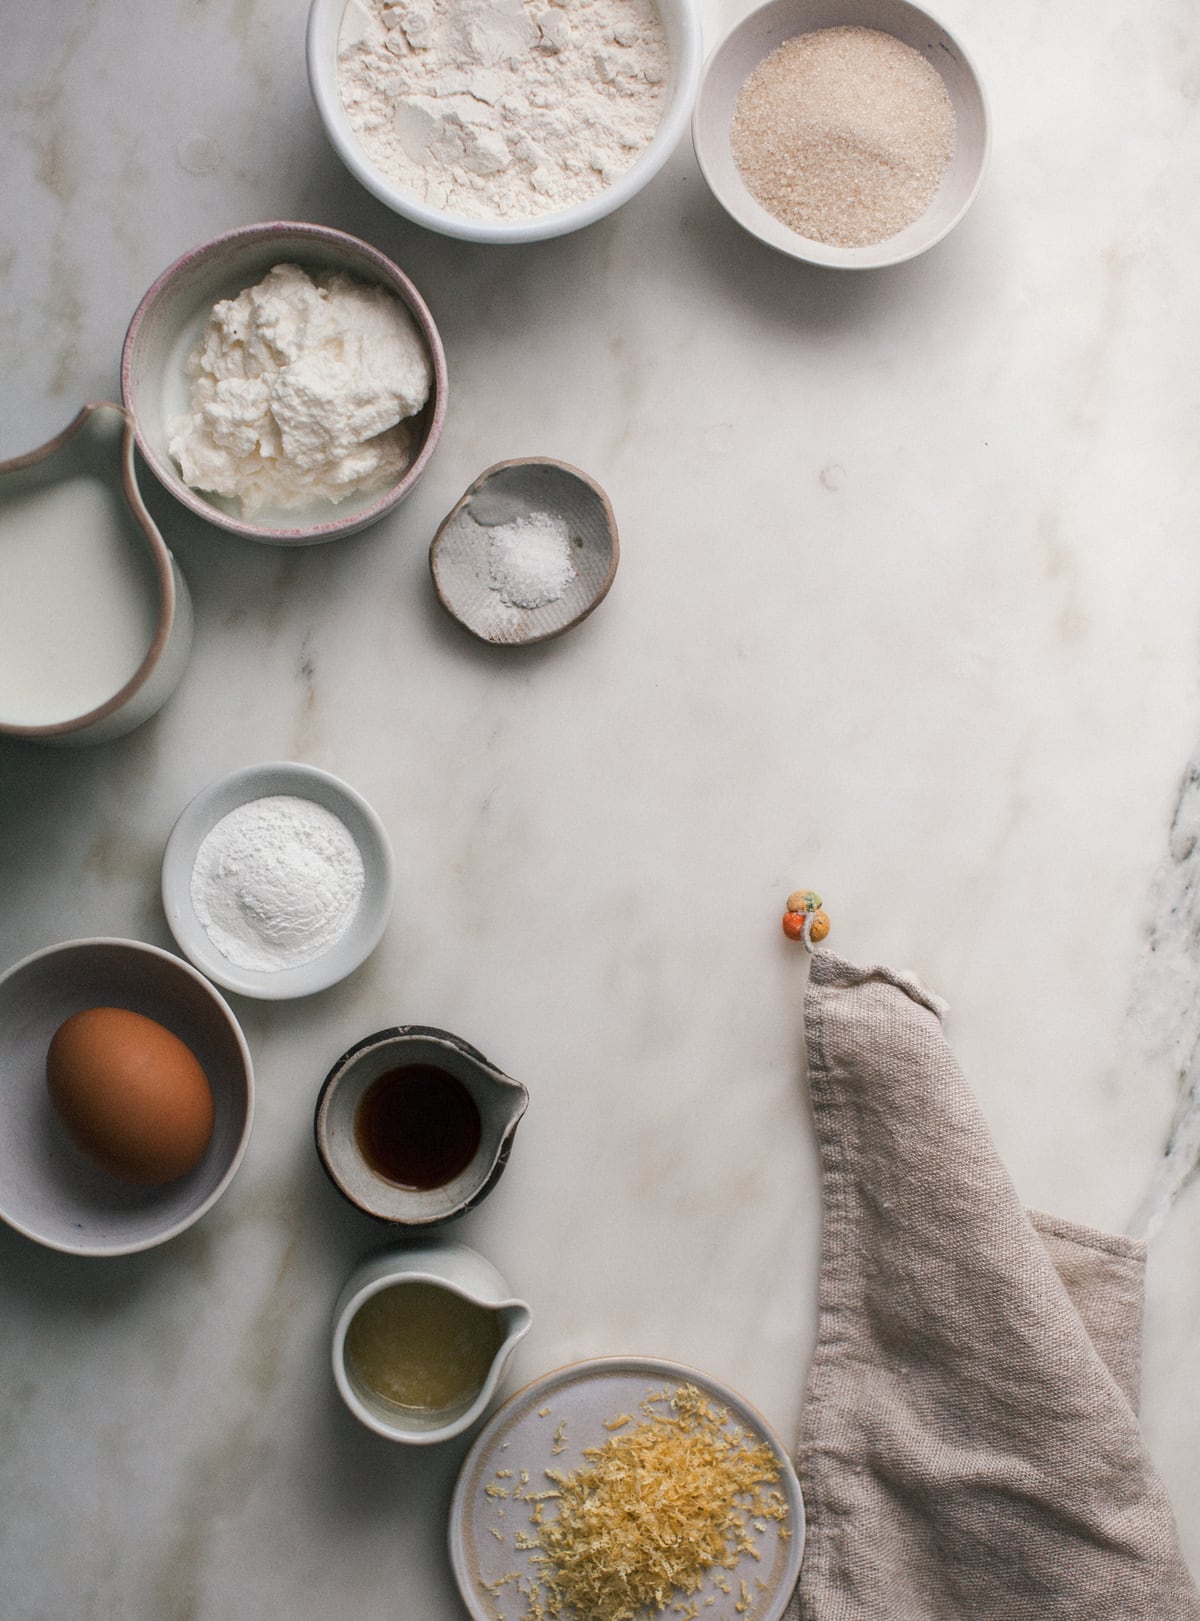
[161,761,395,1000]
[121,221,448,542]
[306,0,703,245]
[331,1242,532,1443]
[0,938,253,1257]
[692,0,990,268]
[430,459,618,645]
[0,403,193,746]
[315,1026,529,1225]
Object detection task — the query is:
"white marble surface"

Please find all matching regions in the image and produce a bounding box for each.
[2,0,1199,1613]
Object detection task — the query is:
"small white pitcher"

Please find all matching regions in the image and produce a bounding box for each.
[332,1241,532,1444]
[0,402,192,745]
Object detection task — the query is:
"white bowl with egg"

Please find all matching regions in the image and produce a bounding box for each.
[692,0,990,268]
[121,221,448,542]
[0,938,254,1257]
[306,0,703,244]
[161,761,396,1000]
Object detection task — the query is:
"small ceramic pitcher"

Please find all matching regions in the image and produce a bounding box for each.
[315,1025,530,1226]
[0,402,192,745]
[331,1242,533,1444]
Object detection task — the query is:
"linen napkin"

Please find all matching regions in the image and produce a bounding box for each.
[784,951,1199,1621]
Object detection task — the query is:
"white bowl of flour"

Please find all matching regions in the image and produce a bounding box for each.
[307,0,702,243]
[162,762,396,999]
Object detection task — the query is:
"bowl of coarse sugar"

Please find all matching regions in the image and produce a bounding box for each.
[692,0,990,268]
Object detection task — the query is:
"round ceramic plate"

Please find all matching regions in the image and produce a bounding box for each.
[449,1356,805,1621]
[161,762,395,999]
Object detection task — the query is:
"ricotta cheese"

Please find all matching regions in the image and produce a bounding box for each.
[169,262,433,515]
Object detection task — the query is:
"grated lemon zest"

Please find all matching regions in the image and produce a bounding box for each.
[511,1383,786,1621]
[603,1412,634,1430]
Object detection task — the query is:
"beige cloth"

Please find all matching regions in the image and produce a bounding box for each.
[786,952,1199,1621]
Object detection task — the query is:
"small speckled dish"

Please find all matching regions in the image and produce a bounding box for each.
[121,221,447,543]
[315,1025,529,1225]
[692,0,990,268]
[449,1356,805,1620]
[0,938,253,1257]
[430,460,618,646]
[161,761,395,1000]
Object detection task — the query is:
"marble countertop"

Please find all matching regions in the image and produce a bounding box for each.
[2,0,1198,1613]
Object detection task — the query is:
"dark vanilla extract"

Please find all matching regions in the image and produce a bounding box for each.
[354,1064,482,1189]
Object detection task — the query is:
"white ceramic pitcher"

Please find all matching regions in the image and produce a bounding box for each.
[332,1241,532,1444]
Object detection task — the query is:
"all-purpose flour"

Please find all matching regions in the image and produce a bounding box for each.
[336,0,670,221]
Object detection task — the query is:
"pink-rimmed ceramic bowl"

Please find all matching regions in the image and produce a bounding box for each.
[121,221,448,545]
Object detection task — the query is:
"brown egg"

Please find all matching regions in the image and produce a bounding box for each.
[46,1007,215,1186]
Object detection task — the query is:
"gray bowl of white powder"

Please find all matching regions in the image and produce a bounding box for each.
[430,458,619,644]
[161,762,396,999]
[307,0,702,243]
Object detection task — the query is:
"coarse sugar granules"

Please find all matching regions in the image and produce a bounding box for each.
[730,25,955,248]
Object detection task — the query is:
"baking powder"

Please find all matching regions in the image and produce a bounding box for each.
[190,795,366,973]
[336,0,670,221]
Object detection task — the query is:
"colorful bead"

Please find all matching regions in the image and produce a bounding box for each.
[786,889,821,915]
[782,910,808,940]
[782,889,830,949]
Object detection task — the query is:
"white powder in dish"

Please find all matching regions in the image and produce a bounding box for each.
[336,0,670,222]
[169,262,433,514]
[486,510,576,608]
[190,794,366,973]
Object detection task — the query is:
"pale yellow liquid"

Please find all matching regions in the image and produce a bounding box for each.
[344,1282,504,1413]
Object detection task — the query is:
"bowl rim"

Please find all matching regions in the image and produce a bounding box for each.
[0,402,183,739]
[305,0,704,245]
[691,0,991,269]
[161,760,396,1000]
[429,456,620,646]
[0,935,255,1257]
[120,219,449,543]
